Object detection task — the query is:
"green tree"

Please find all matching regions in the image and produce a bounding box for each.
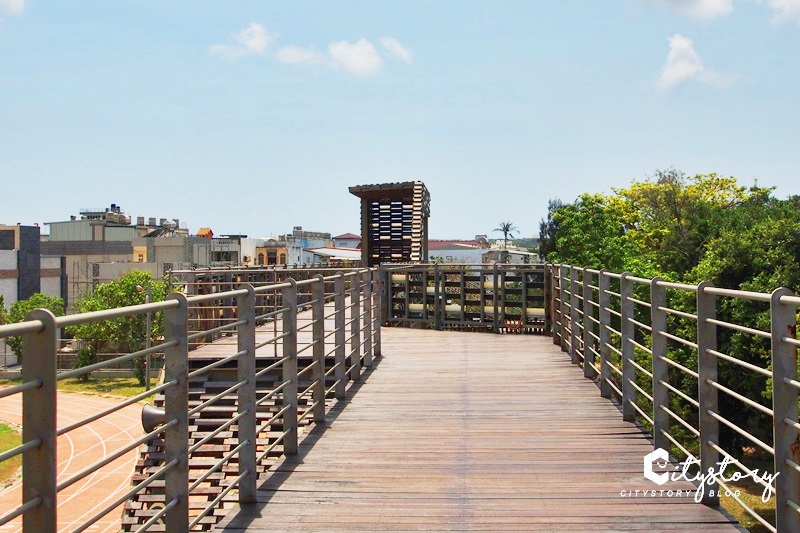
[612,170,758,278]
[6,293,65,358]
[69,271,171,384]
[0,295,7,326]
[546,193,640,273]
[538,198,563,259]
[540,170,793,454]
[493,221,518,249]
[688,194,800,449]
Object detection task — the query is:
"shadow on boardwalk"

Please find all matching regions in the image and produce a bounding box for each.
[215,328,742,532]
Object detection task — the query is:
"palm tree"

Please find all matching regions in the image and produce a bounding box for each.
[493,221,518,249]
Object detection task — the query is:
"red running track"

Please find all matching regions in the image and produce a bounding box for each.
[0,390,143,532]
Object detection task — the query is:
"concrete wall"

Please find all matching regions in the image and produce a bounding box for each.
[105,226,138,241]
[0,229,16,250]
[239,238,263,264]
[64,252,133,309]
[17,226,40,299]
[49,220,92,241]
[286,236,330,264]
[333,238,361,248]
[40,256,65,299]
[0,250,17,305]
[0,252,65,307]
[49,220,138,242]
[97,262,160,280]
[430,248,483,264]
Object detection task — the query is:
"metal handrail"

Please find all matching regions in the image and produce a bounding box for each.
[548,263,800,532]
[0,266,382,532]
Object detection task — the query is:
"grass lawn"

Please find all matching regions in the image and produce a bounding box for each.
[0,377,148,399]
[0,424,21,485]
[721,483,774,533]
[718,448,776,532]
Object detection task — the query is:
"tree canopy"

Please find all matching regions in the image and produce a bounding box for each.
[69,270,171,384]
[5,293,65,358]
[493,221,518,249]
[539,169,800,458]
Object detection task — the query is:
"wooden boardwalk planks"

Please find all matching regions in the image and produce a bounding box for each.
[214,328,741,532]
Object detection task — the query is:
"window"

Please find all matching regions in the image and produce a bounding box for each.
[257,253,264,265]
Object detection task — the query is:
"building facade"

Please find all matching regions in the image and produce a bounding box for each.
[349,182,430,267]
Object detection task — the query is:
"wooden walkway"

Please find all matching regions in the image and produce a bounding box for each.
[215,328,741,532]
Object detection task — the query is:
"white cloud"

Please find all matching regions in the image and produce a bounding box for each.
[208,25,407,78]
[0,0,24,17]
[657,34,736,92]
[380,36,413,64]
[644,0,733,19]
[329,39,383,76]
[761,0,800,24]
[275,45,326,66]
[209,23,274,59]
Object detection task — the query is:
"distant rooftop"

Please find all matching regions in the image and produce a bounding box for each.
[333,233,361,240]
[429,240,481,251]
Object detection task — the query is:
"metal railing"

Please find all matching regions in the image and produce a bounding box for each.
[0,267,381,532]
[549,264,800,532]
[384,263,546,332]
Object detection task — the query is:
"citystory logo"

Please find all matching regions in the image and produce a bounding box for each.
[618,447,779,503]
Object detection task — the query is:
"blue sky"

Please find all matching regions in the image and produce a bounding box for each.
[1,1,799,240]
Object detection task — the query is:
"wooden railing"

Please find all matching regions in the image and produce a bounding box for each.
[383,263,547,332]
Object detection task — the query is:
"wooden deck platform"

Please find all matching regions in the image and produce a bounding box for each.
[214,328,741,532]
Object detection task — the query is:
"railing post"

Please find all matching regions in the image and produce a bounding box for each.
[545,264,553,337]
[163,293,189,531]
[334,273,347,399]
[551,265,561,346]
[598,270,612,398]
[372,270,382,357]
[620,272,636,422]
[770,287,800,531]
[696,280,719,506]
[22,309,57,533]
[650,277,669,451]
[582,267,594,378]
[433,264,442,331]
[350,272,362,381]
[236,284,257,503]
[363,271,373,367]
[492,263,500,333]
[569,266,580,365]
[282,279,298,455]
[312,275,326,423]
[559,264,568,352]
[380,267,390,327]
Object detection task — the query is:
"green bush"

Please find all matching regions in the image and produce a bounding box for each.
[5,293,65,358]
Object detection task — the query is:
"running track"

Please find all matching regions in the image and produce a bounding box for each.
[0,390,143,532]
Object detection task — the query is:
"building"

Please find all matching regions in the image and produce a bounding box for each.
[254,240,289,266]
[132,234,240,270]
[1,223,66,305]
[305,247,361,265]
[482,249,540,264]
[429,240,486,264]
[43,204,188,306]
[349,182,430,267]
[1,225,66,363]
[332,233,362,249]
[280,227,333,265]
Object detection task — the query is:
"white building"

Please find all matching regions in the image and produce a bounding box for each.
[428,240,485,264]
[332,233,362,249]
